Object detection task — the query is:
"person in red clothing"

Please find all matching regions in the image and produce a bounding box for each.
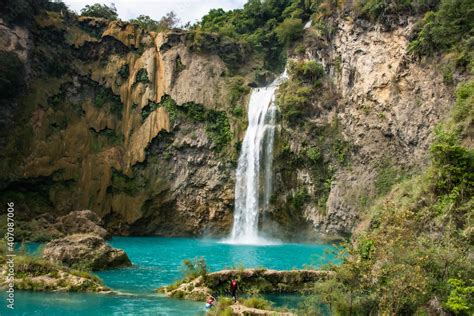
[230,279,238,302]
[205,295,215,309]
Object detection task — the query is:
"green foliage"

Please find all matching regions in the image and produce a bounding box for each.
[356,0,438,23]
[110,169,143,195]
[141,95,232,153]
[332,138,350,164]
[289,60,325,86]
[278,60,325,124]
[141,95,178,122]
[186,106,233,153]
[452,80,474,136]
[94,86,123,118]
[0,51,26,99]
[241,296,273,310]
[275,17,304,45]
[207,297,233,316]
[135,68,149,84]
[445,279,474,315]
[430,128,473,196]
[175,55,185,73]
[117,63,129,79]
[10,249,104,292]
[289,187,309,210]
[141,102,159,121]
[15,255,57,278]
[306,78,473,315]
[205,110,232,153]
[409,0,473,72]
[228,77,248,118]
[0,0,54,24]
[374,161,404,195]
[306,146,321,162]
[227,77,250,115]
[358,238,375,260]
[80,3,118,20]
[181,257,208,282]
[192,0,313,72]
[409,0,473,53]
[130,12,179,32]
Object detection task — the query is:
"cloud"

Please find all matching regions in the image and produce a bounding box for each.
[63,0,247,24]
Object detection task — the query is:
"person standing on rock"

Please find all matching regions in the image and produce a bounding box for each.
[230,278,238,302]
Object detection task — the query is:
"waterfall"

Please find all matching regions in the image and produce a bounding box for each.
[228,72,287,245]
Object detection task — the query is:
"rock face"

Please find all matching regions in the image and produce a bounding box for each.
[159,269,331,301]
[267,17,454,238]
[55,210,110,239]
[43,234,131,271]
[13,210,110,242]
[0,8,458,240]
[0,12,235,237]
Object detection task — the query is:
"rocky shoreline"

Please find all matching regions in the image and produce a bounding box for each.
[158,268,332,301]
[0,210,130,293]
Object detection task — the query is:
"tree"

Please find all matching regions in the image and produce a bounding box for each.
[130,15,159,31]
[158,11,180,30]
[275,17,303,45]
[80,3,118,20]
[130,11,179,32]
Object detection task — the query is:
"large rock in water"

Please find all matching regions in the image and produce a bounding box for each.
[16,210,111,242]
[55,210,111,239]
[43,234,131,271]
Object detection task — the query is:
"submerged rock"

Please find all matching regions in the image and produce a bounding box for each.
[43,234,131,271]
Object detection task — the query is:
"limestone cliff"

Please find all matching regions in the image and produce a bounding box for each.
[267,17,456,239]
[0,7,462,240]
[0,11,236,237]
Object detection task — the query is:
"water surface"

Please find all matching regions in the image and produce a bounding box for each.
[1,237,337,315]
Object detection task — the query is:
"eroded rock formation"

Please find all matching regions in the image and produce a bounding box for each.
[43,234,131,270]
[0,8,458,240]
[159,269,332,301]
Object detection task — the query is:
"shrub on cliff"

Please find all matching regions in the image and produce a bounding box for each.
[181,257,208,282]
[305,80,473,315]
[80,3,118,20]
[192,0,313,72]
[130,12,179,32]
[277,60,325,124]
[275,17,304,45]
[0,0,65,24]
[409,0,473,74]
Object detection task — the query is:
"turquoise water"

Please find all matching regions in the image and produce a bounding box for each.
[1,237,336,315]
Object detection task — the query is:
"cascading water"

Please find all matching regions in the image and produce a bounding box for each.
[228,72,287,245]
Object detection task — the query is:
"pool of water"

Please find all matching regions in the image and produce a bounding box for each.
[1,237,337,315]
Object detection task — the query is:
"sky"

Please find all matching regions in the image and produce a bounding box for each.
[63,0,247,24]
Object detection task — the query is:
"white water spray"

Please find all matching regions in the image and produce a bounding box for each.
[228,72,287,245]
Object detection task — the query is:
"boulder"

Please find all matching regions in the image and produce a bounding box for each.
[43,234,131,271]
[55,210,110,239]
